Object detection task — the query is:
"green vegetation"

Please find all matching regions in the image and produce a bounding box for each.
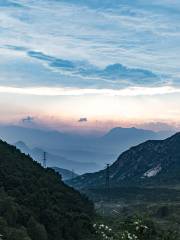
[93,197,180,240]
[85,187,180,203]
[0,140,94,240]
[94,215,180,240]
[0,139,180,240]
[69,133,180,190]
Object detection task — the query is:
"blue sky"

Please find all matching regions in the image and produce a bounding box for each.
[0,0,180,132]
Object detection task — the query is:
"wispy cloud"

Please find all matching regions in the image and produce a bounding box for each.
[0,85,180,97]
[0,0,180,91]
[27,50,162,86]
[1,0,180,127]
[0,46,165,89]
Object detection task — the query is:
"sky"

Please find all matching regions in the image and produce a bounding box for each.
[0,0,180,133]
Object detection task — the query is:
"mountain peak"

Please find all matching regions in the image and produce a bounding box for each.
[15,140,28,147]
[69,132,180,189]
[103,127,155,139]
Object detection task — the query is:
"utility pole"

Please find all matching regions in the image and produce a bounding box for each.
[43,152,47,168]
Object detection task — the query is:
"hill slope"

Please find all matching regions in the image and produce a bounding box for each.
[0,140,94,240]
[52,167,79,180]
[69,133,180,189]
[15,141,98,174]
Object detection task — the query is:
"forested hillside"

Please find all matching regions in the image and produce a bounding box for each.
[0,140,94,240]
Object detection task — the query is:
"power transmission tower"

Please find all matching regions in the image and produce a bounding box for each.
[43,152,47,168]
[71,169,75,179]
[105,164,110,201]
[106,164,110,189]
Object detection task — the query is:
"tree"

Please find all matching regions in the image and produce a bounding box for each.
[27,217,48,240]
[7,227,31,240]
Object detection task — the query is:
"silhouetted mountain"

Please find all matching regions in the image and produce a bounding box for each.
[52,167,79,180]
[15,140,30,154]
[0,140,94,240]
[0,125,173,173]
[0,125,82,148]
[69,133,180,189]
[100,127,158,153]
[15,141,98,174]
[103,127,155,140]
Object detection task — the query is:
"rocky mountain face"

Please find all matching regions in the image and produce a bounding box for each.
[69,133,180,189]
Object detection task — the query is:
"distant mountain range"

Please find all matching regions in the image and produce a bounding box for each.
[69,133,180,189]
[0,125,174,173]
[15,141,97,174]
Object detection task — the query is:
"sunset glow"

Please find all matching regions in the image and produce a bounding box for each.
[0,0,180,132]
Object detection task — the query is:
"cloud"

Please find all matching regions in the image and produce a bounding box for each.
[28,50,75,69]
[0,0,180,130]
[5,45,28,52]
[0,0,23,8]
[78,118,88,122]
[23,49,161,87]
[22,116,34,123]
[137,122,177,132]
[0,0,180,91]
[84,63,160,85]
[0,85,180,97]
[1,46,162,89]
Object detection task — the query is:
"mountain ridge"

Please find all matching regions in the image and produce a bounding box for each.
[15,141,98,174]
[52,167,79,180]
[0,139,94,239]
[0,125,174,173]
[69,132,180,189]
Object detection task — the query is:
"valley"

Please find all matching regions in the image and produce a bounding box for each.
[1,0,180,239]
[0,128,180,239]
[0,125,173,174]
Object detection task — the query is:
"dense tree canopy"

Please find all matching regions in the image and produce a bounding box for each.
[0,140,94,240]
